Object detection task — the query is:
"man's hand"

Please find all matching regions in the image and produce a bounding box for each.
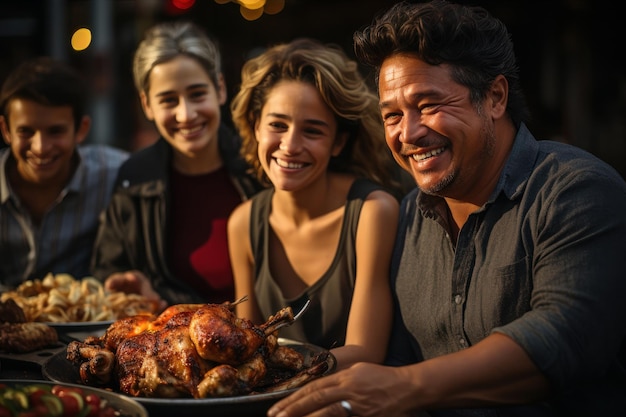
[104,270,168,311]
[267,362,417,417]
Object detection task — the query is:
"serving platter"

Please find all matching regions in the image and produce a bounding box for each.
[42,338,336,417]
[0,379,148,417]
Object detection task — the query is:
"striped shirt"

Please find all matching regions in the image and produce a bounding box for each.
[0,144,128,288]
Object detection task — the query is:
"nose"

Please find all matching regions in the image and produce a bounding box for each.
[29,132,48,155]
[175,98,196,122]
[399,112,427,144]
[279,130,302,154]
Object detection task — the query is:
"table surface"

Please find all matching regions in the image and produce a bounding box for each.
[0,359,45,380]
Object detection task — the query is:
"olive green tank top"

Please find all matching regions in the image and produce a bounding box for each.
[249,178,385,349]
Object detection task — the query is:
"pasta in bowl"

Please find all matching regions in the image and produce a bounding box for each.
[0,273,161,323]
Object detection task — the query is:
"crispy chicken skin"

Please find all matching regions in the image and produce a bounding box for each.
[65,301,323,398]
[189,303,265,365]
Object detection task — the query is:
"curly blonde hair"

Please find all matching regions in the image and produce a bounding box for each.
[230,38,409,197]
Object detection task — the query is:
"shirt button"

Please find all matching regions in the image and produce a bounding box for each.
[454,294,462,304]
[459,338,467,347]
[122,180,130,188]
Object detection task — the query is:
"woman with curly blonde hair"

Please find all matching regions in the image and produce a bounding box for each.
[228,38,410,369]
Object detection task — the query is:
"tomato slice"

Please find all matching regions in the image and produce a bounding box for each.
[83,394,100,409]
[27,388,49,407]
[40,393,64,417]
[84,403,100,417]
[57,391,84,417]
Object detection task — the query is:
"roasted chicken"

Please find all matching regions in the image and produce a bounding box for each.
[66,299,330,398]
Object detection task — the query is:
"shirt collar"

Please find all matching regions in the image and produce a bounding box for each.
[65,148,85,194]
[0,149,13,204]
[0,148,84,204]
[489,122,538,203]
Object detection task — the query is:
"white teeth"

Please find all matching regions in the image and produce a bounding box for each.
[413,147,445,161]
[276,158,305,169]
[179,126,203,135]
[31,158,53,165]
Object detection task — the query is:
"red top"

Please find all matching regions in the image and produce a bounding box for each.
[168,165,242,303]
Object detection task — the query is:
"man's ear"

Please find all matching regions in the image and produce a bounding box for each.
[489,74,508,119]
[75,115,91,144]
[140,91,155,120]
[0,116,11,145]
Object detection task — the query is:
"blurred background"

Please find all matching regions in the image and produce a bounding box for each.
[1,0,624,178]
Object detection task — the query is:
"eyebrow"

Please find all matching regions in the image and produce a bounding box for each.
[379,89,443,110]
[266,112,330,127]
[153,83,210,98]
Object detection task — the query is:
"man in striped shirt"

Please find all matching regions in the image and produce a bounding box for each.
[0,57,128,288]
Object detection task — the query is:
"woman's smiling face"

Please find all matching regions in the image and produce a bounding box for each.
[141,55,226,158]
[254,80,345,192]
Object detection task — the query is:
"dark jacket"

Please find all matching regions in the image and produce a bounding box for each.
[90,124,264,305]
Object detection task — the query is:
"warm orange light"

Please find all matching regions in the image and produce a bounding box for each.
[239,0,265,10]
[215,0,286,19]
[263,0,284,15]
[71,28,92,51]
[240,4,263,20]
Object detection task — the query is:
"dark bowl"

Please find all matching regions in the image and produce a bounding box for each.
[0,379,148,417]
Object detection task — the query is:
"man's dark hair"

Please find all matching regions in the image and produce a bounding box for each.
[353,0,529,126]
[0,56,89,131]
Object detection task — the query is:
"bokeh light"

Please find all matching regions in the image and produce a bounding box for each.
[239,0,265,10]
[264,0,284,15]
[172,0,196,10]
[240,4,264,21]
[71,28,92,51]
[214,0,285,20]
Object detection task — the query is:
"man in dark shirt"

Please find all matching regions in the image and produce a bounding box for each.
[267,1,626,416]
